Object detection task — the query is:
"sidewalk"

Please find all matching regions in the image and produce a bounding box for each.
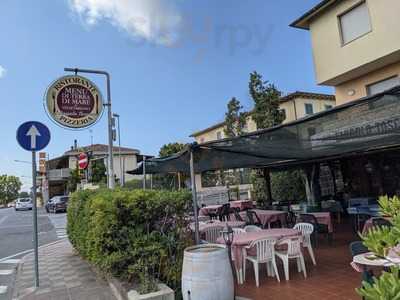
[13,240,115,300]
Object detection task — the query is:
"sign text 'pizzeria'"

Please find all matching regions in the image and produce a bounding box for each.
[45,75,104,129]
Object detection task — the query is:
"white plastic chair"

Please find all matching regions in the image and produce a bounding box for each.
[294,223,316,265]
[243,238,280,287]
[275,237,307,281]
[203,225,224,243]
[244,225,262,233]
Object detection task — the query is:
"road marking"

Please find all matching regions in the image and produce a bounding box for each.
[0,216,8,226]
[0,285,7,294]
[0,240,64,262]
[0,269,13,275]
[0,259,21,264]
[56,229,67,239]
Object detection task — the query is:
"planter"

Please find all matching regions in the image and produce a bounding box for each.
[107,276,174,300]
[182,244,234,300]
[128,284,174,300]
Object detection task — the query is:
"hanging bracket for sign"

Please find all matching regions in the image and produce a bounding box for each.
[44,75,104,129]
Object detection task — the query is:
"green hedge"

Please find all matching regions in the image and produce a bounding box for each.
[67,188,193,296]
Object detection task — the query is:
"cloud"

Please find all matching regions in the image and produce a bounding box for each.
[0,65,6,78]
[68,0,182,45]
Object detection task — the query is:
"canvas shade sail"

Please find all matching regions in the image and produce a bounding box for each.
[128,87,400,175]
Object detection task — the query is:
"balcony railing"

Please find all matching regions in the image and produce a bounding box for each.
[47,168,71,181]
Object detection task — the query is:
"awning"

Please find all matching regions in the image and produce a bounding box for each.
[128,87,400,175]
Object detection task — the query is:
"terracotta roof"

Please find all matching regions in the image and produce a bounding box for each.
[190,91,335,137]
[290,0,340,30]
[64,144,140,155]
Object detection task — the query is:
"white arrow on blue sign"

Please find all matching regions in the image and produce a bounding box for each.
[17,121,51,151]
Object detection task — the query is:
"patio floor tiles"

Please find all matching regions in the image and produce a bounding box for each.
[235,219,364,300]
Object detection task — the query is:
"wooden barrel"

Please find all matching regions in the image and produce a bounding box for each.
[182,244,234,300]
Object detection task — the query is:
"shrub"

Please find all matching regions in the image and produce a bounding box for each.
[67,188,193,297]
[358,196,400,299]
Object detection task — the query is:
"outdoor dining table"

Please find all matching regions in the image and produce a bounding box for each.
[307,212,334,233]
[351,252,398,274]
[199,204,223,216]
[189,220,246,232]
[229,200,254,211]
[217,228,301,284]
[239,209,287,228]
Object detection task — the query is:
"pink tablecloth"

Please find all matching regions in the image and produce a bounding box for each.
[309,212,333,233]
[230,200,254,211]
[199,204,222,216]
[217,228,301,270]
[239,209,287,228]
[189,220,246,232]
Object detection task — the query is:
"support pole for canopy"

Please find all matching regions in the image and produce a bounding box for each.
[190,145,200,245]
[178,172,181,190]
[263,168,272,207]
[143,156,146,190]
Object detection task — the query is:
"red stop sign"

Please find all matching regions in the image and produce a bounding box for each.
[78,152,89,170]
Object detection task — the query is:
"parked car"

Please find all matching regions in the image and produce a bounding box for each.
[15,198,33,211]
[7,202,15,208]
[46,196,69,213]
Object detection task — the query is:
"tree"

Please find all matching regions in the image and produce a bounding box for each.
[248,71,287,207]
[224,97,246,138]
[91,160,107,184]
[159,143,186,158]
[157,143,188,190]
[67,168,81,193]
[271,170,306,202]
[249,71,285,129]
[0,175,22,205]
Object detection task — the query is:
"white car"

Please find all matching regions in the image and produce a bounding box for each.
[15,198,33,211]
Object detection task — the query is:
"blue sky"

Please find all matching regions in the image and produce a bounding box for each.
[0,0,331,189]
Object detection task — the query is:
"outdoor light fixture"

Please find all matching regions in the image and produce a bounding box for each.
[222,224,236,291]
[222,225,234,245]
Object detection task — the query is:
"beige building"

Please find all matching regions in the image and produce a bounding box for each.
[291,0,400,105]
[190,91,335,192]
[44,143,147,198]
[190,91,335,144]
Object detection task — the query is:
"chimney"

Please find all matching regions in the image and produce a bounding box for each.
[74,139,78,150]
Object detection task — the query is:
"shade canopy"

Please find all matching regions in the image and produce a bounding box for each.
[128,87,400,175]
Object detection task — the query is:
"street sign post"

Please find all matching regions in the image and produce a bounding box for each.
[16,121,51,288]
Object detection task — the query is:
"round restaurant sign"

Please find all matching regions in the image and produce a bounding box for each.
[45,75,103,129]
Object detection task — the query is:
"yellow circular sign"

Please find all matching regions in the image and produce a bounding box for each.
[45,75,103,129]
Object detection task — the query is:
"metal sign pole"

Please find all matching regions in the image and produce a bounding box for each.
[143,156,146,190]
[190,148,200,245]
[32,150,39,287]
[64,68,115,189]
[17,121,51,289]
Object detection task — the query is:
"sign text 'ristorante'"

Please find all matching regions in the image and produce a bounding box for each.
[45,75,104,129]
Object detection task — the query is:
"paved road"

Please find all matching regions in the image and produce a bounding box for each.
[0,207,67,299]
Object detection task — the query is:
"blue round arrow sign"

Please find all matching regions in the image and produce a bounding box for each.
[17,121,51,151]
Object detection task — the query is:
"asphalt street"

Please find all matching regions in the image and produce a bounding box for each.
[0,207,67,299]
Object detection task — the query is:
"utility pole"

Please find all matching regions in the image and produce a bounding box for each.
[64,68,115,189]
[113,113,123,186]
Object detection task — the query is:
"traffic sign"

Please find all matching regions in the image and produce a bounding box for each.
[17,121,51,151]
[78,152,89,170]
